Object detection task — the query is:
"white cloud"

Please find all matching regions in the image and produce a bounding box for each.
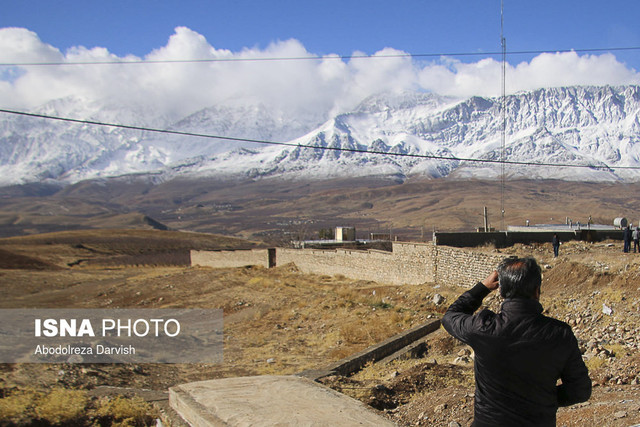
[1,26,640,125]
[511,51,640,91]
[418,52,640,98]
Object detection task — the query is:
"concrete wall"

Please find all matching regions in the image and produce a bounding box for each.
[435,229,625,248]
[434,232,507,248]
[191,249,270,269]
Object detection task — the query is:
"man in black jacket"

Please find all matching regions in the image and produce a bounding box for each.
[442,256,591,426]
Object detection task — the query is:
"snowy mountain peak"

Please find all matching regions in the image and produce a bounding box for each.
[1,85,640,186]
[353,91,454,114]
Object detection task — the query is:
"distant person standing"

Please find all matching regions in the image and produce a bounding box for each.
[623,226,632,253]
[552,233,560,258]
[633,227,640,253]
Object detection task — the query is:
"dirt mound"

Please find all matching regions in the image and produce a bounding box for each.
[368,363,469,410]
[0,248,59,270]
[542,262,600,293]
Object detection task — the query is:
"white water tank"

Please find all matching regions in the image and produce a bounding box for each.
[613,217,628,229]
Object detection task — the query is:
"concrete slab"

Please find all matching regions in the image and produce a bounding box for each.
[169,375,396,427]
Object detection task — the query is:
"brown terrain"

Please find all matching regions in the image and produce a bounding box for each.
[0,177,639,425]
[1,177,639,240]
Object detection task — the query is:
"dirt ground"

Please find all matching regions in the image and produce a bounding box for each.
[1,230,640,426]
[323,240,640,426]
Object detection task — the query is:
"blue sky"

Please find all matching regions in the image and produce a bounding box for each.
[3,0,640,66]
[1,1,640,120]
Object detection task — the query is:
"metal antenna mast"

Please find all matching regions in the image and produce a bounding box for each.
[500,0,507,230]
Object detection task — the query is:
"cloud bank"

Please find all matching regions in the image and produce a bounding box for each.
[1,26,640,124]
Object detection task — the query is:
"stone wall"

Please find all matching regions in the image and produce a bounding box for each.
[190,242,507,288]
[277,242,434,285]
[191,249,270,269]
[434,245,505,287]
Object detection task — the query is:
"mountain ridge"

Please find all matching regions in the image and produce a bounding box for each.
[1,84,639,186]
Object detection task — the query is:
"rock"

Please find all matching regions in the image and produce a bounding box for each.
[603,304,613,316]
[433,294,445,305]
[457,348,471,357]
[434,403,447,413]
[266,358,275,364]
[449,422,462,427]
[67,354,83,363]
[613,410,627,419]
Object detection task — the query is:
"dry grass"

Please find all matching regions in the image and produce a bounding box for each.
[96,395,157,426]
[0,231,442,402]
[0,388,41,423]
[0,388,156,426]
[33,388,88,424]
[585,356,608,372]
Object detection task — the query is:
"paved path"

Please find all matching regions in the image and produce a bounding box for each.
[169,375,396,426]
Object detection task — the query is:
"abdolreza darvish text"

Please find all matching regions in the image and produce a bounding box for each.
[34,344,136,355]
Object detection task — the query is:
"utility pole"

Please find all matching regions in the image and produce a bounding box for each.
[484,206,489,232]
[500,0,507,231]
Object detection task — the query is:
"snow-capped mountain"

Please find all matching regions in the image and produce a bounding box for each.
[1,85,639,186]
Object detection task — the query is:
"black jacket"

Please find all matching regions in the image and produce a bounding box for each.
[442,283,591,427]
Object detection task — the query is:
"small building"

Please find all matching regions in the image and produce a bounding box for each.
[370,232,391,241]
[335,226,356,242]
[292,226,391,251]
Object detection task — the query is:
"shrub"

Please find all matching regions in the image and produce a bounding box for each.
[97,395,157,426]
[34,388,88,424]
[0,388,41,423]
[585,356,606,372]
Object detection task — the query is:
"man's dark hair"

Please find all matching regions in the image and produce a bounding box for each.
[497,256,542,299]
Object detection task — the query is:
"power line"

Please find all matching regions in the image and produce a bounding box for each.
[2,46,640,67]
[1,107,638,171]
